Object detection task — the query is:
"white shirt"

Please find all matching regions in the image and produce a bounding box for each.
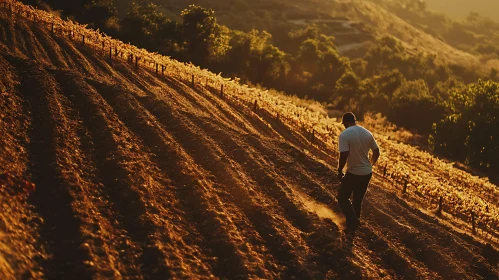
[339,125,379,175]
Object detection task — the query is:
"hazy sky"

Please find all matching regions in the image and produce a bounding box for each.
[426,0,499,20]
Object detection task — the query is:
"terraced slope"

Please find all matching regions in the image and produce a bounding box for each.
[1,9,499,279]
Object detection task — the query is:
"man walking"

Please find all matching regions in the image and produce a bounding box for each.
[337,112,380,237]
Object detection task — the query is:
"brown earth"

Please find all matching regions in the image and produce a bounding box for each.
[1,9,499,279]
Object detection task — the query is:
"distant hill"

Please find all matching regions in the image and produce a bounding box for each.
[426,0,499,20]
[154,0,483,69]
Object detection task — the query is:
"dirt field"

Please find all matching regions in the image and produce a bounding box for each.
[1,9,498,279]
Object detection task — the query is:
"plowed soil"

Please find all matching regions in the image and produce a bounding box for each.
[1,10,499,279]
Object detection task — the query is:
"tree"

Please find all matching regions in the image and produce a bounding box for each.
[356,69,405,117]
[83,0,118,31]
[490,68,498,81]
[296,39,321,74]
[258,45,287,86]
[156,19,182,56]
[285,24,319,54]
[286,28,349,101]
[335,70,360,98]
[120,1,167,51]
[430,113,469,160]
[36,0,91,17]
[431,80,499,173]
[388,79,440,133]
[180,5,230,67]
[463,80,499,171]
[224,30,286,86]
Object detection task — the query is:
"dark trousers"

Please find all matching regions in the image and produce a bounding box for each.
[337,172,372,227]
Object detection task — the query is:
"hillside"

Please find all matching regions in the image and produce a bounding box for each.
[319,0,489,71]
[149,0,485,70]
[1,2,499,279]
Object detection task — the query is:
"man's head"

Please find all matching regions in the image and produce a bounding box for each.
[342,112,356,128]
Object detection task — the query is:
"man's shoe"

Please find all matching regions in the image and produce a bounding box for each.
[344,219,360,236]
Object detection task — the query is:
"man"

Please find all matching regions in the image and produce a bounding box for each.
[337,112,380,236]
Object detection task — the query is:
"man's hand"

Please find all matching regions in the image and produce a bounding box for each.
[371,148,380,167]
[337,170,344,181]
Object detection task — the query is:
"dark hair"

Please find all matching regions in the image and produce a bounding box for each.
[342,112,356,124]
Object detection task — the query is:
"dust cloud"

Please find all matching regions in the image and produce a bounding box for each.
[291,186,346,229]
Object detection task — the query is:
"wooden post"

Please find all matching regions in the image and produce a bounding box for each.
[472,212,476,234]
[191,75,195,87]
[102,41,105,51]
[155,63,158,75]
[436,196,443,215]
[253,100,257,112]
[82,35,85,45]
[162,65,166,75]
[220,84,224,97]
[51,23,54,35]
[115,47,119,56]
[109,47,112,60]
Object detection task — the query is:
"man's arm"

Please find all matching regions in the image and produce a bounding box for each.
[337,151,349,181]
[338,151,349,172]
[338,133,349,181]
[371,148,380,167]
